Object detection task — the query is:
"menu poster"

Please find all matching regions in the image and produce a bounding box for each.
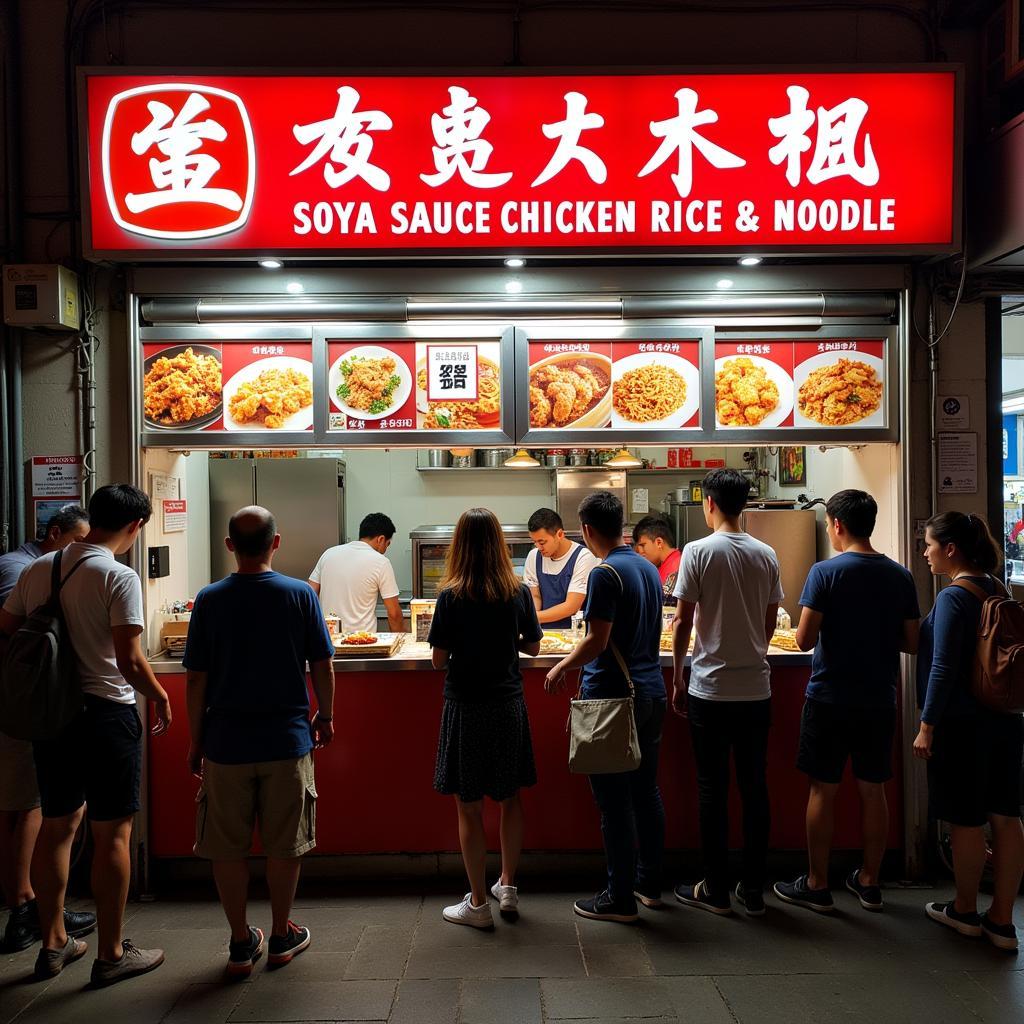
[527,340,700,431]
[327,340,502,432]
[610,341,700,429]
[793,340,886,429]
[220,342,314,432]
[714,342,795,429]
[142,341,224,432]
[328,340,416,431]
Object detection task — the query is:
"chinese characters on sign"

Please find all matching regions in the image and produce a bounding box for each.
[426,345,479,402]
[88,72,956,252]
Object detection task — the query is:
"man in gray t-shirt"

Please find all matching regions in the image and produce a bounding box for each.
[670,469,782,917]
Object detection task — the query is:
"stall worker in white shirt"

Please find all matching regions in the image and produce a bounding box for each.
[523,508,599,629]
[308,512,405,634]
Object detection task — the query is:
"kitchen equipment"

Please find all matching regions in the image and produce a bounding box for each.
[555,469,628,533]
[742,507,818,614]
[567,449,589,466]
[545,449,567,467]
[666,500,713,551]
[333,632,405,657]
[425,449,451,468]
[410,599,436,642]
[740,468,760,499]
[689,481,703,502]
[672,487,689,503]
[450,453,474,468]
[479,448,513,467]
[209,457,345,583]
[411,524,536,598]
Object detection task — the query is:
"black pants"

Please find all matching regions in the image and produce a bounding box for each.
[687,694,771,898]
[588,698,667,905]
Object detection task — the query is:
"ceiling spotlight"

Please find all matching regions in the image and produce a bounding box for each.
[716,278,734,289]
[504,257,526,268]
[259,258,283,270]
[505,279,523,294]
[738,256,762,267]
[286,281,304,294]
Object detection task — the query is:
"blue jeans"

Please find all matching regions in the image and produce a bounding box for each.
[587,697,667,905]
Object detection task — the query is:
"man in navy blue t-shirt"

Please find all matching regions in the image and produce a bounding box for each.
[774,490,919,916]
[184,506,335,975]
[545,491,666,924]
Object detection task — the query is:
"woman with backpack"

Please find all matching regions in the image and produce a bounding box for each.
[914,511,1024,952]
[428,508,543,929]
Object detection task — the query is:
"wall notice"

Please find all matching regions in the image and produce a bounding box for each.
[938,431,978,494]
[31,455,82,498]
[938,395,970,430]
[162,499,187,533]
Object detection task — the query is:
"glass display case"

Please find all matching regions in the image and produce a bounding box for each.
[410,524,536,598]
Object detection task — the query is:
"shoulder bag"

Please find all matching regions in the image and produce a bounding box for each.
[567,563,642,774]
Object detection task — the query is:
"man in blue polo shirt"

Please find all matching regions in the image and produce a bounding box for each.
[184,506,335,976]
[545,491,666,923]
[774,490,919,914]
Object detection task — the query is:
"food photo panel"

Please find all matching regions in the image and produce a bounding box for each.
[793,340,886,429]
[142,342,224,432]
[714,342,795,429]
[327,341,416,432]
[527,341,613,430]
[610,341,701,430]
[221,342,314,432]
[415,341,502,430]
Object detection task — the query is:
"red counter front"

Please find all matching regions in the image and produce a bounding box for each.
[147,664,902,858]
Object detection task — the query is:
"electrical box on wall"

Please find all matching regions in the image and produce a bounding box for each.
[2,264,80,330]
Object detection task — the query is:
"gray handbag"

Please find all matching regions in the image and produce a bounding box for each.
[567,564,642,775]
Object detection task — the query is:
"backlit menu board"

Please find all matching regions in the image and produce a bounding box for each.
[713,339,886,431]
[142,341,314,433]
[326,340,503,433]
[527,340,701,431]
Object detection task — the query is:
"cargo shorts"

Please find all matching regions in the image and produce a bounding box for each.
[194,753,317,860]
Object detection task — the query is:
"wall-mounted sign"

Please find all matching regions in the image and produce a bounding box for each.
[162,499,188,532]
[31,455,82,498]
[938,431,978,494]
[83,70,958,257]
[938,394,970,430]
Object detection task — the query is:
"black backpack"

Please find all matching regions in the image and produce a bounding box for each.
[0,550,97,741]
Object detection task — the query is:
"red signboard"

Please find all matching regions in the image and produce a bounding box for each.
[82,70,958,257]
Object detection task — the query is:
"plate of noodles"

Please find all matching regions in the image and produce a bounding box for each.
[611,352,699,429]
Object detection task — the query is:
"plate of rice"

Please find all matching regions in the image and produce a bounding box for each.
[610,352,699,429]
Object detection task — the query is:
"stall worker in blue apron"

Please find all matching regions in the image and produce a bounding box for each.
[523,508,600,628]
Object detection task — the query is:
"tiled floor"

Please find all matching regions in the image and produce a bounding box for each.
[1,883,1022,1023]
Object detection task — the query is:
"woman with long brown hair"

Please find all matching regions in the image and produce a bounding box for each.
[915,511,1024,952]
[428,508,543,929]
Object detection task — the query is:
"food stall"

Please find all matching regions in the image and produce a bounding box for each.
[77,66,960,873]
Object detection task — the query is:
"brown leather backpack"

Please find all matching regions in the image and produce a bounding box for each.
[951,577,1024,714]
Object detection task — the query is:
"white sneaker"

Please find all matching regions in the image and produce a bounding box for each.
[443,894,494,929]
[490,880,519,914]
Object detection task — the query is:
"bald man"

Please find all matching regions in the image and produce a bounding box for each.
[183,506,335,976]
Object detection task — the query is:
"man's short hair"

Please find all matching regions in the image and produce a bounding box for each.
[359,512,396,540]
[702,468,750,518]
[229,507,277,557]
[578,491,624,541]
[826,489,877,539]
[528,507,563,534]
[47,504,89,537]
[88,484,152,532]
[632,513,675,547]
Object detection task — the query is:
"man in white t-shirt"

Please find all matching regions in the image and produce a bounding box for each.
[670,469,782,918]
[309,512,404,634]
[523,508,599,628]
[0,485,171,986]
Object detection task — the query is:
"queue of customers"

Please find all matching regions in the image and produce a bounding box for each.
[0,470,1021,987]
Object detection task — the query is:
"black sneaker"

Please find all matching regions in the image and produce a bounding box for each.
[632,882,664,909]
[674,880,732,916]
[227,926,265,977]
[773,875,835,913]
[2,900,96,953]
[268,922,311,966]
[925,901,982,937]
[734,883,766,917]
[573,890,639,923]
[845,869,883,912]
[980,913,1018,952]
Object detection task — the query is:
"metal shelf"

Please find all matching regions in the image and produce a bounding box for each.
[415,465,699,473]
